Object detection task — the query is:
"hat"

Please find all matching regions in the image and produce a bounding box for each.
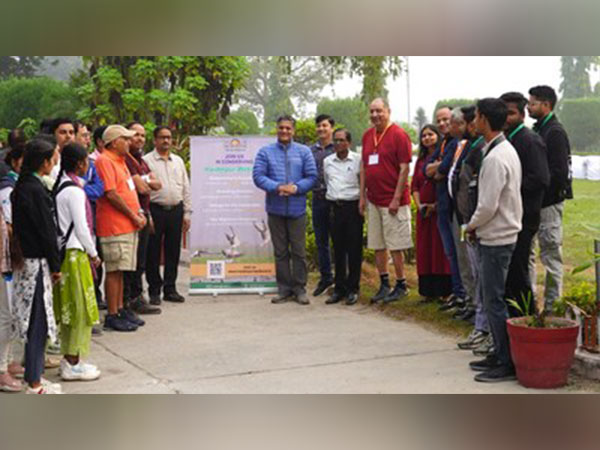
[102,125,135,145]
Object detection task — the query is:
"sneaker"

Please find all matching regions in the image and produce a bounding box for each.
[383,283,408,304]
[0,372,23,392]
[26,383,63,394]
[458,330,488,350]
[41,377,63,393]
[104,314,138,332]
[119,308,145,327]
[439,295,465,311]
[312,279,333,297]
[271,294,292,304]
[474,365,517,383]
[469,355,501,372]
[345,292,359,306]
[149,294,162,306]
[472,334,495,357]
[370,284,390,304]
[60,359,101,381]
[295,293,310,305]
[130,296,162,315]
[325,292,345,305]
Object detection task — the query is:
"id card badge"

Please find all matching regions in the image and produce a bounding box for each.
[127,178,135,191]
[368,153,379,166]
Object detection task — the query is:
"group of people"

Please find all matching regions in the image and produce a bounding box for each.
[253,85,571,384]
[0,119,191,394]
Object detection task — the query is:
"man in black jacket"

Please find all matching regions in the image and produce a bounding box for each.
[527,85,572,312]
[501,92,550,316]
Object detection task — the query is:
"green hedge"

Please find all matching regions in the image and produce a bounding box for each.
[560,98,600,151]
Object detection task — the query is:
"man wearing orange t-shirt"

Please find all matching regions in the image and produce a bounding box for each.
[96,125,147,332]
[360,98,413,304]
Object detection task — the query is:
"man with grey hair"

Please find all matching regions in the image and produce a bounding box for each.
[424,107,468,309]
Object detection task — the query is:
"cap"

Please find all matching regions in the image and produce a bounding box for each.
[102,125,135,145]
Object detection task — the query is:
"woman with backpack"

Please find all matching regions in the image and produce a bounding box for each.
[12,136,63,394]
[52,143,101,382]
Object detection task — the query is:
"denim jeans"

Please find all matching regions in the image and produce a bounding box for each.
[312,196,333,283]
[466,242,488,333]
[437,205,465,299]
[479,243,516,367]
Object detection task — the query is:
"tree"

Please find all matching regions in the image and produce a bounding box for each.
[0,76,80,129]
[224,108,260,135]
[561,98,600,150]
[413,106,427,132]
[560,56,597,99]
[317,96,369,145]
[317,57,404,104]
[73,57,249,137]
[399,122,418,145]
[237,57,331,127]
[0,56,45,79]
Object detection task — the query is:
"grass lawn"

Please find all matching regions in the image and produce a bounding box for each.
[560,179,600,287]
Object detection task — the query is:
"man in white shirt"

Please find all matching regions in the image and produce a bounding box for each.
[466,98,522,383]
[323,128,363,306]
[143,126,192,304]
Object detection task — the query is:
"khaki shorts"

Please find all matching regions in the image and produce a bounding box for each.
[367,203,413,251]
[100,232,138,273]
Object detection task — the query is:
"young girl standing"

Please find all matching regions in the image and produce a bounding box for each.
[53,143,101,381]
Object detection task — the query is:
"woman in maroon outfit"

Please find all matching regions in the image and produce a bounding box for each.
[411,125,452,301]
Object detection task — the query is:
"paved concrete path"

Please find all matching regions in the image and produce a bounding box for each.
[50,268,568,393]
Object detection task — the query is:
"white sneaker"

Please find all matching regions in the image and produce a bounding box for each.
[27,381,63,394]
[40,377,62,393]
[60,359,100,381]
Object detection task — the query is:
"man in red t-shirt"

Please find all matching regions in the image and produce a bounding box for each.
[360,98,413,304]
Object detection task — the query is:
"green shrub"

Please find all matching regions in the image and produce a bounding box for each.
[560,98,600,151]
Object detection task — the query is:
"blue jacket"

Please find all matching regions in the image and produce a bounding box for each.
[253,140,317,218]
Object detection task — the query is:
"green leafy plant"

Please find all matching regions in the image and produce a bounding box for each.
[507,292,547,328]
[554,281,598,318]
[571,225,600,275]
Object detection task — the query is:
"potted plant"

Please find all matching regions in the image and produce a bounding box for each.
[506,295,579,389]
[554,282,598,353]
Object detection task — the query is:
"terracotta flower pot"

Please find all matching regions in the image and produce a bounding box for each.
[507,317,579,389]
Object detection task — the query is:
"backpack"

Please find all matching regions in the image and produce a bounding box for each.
[53,180,78,263]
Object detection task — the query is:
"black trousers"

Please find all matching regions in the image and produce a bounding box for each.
[146,202,184,296]
[505,212,540,317]
[330,200,364,295]
[24,268,47,385]
[94,237,104,305]
[124,218,151,302]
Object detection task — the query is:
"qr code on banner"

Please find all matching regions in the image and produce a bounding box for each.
[207,261,225,280]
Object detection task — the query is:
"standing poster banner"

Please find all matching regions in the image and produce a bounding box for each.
[189,136,277,295]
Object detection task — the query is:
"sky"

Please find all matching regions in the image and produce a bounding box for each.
[321,56,568,125]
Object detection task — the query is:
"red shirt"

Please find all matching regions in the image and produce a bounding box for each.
[95,150,141,237]
[362,123,412,207]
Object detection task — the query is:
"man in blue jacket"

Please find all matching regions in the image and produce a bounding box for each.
[253,115,318,305]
